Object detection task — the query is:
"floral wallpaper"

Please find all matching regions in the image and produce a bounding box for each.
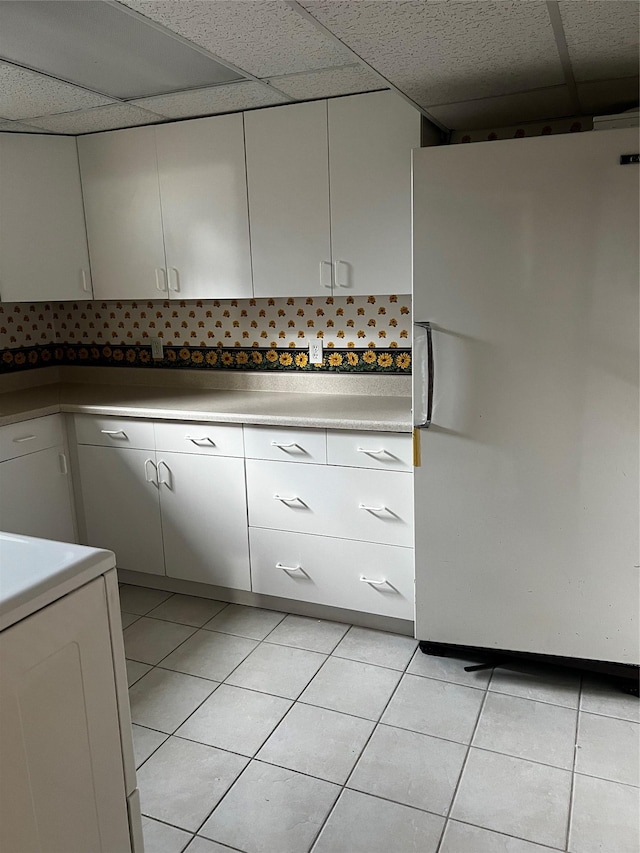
[0,294,413,375]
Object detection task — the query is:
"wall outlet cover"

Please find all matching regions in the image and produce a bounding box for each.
[150,337,164,359]
[309,339,323,363]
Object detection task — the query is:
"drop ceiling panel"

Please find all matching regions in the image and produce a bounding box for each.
[120,0,354,78]
[0,1,244,99]
[0,61,114,120]
[299,1,564,107]
[27,104,165,135]
[559,1,640,83]
[577,77,640,115]
[269,65,383,100]
[132,82,289,120]
[430,85,574,131]
[0,120,45,133]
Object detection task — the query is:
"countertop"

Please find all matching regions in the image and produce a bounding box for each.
[0,382,413,432]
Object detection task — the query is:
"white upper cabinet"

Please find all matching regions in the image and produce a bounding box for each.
[155,114,253,300]
[245,92,420,298]
[245,101,332,298]
[0,134,91,302]
[78,125,167,300]
[328,91,421,295]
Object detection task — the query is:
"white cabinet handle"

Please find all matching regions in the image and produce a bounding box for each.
[158,460,172,489]
[100,429,128,439]
[58,453,68,475]
[319,260,332,289]
[144,458,158,487]
[155,268,167,292]
[356,447,386,455]
[274,494,302,504]
[360,576,388,586]
[13,434,37,443]
[275,562,304,574]
[334,260,350,288]
[168,267,180,292]
[185,435,215,445]
[358,503,387,513]
[81,269,92,293]
[271,441,300,450]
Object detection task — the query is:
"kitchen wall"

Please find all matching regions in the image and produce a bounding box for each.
[1,294,413,375]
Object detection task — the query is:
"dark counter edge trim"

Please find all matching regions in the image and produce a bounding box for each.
[1,343,412,375]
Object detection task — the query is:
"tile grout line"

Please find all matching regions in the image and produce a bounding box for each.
[565,675,583,852]
[434,665,494,853]
[307,634,420,852]
[187,620,357,845]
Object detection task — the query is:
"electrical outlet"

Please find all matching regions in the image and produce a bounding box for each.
[150,337,164,360]
[309,339,323,364]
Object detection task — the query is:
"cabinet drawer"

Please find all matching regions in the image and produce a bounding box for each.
[244,426,326,464]
[154,421,244,457]
[250,528,414,620]
[74,415,154,450]
[0,415,64,462]
[327,430,413,471]
[246,459,413,547]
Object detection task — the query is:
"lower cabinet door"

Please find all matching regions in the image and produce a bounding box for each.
[0,446,75,542]
[158,451,251,590]
[76,445,165,575]
[0,578,132,853]
[249,527,414,620]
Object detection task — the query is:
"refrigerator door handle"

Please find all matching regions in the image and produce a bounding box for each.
[414,321,434,429]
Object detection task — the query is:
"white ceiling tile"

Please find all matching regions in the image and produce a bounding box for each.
[26,104,165,134]
[120,0,353,78]
[559,1,640,83]
[298,1,564,107]
[577,77,640,115]
[0,61,114,120]
[268,65,384,100]
[0,120,47,133]
[131,81,289,119]
[429,86,574,131]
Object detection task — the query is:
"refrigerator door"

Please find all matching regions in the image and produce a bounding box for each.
[412,128,639,664]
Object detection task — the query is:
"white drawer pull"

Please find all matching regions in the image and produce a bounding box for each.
[271,441,300,450]
[358,503,387,514]
[274,494,303,504]
[276,562,304,574]
[100,429,128,439]
[360,576,388,586]
[13,434,37,443]
[144,458,158,487]
[185,436,215,445]
[357,447,386,455]
[58,453,68,475]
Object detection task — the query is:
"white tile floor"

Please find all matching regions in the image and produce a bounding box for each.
[119,585,640,853]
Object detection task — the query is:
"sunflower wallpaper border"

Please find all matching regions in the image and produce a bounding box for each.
[0,294,413,375]
[1,343,411,374]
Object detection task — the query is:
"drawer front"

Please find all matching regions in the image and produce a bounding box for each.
[327,430,413,471]
[74,415,154,450]
[244,426,326,465]
[246,460,413,547]
[0,415,64,462]
[154,421,244,457]
[250,527,414,620]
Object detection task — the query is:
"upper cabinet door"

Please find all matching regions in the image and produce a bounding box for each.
[328,92,421,296]
[0,134,91,302]
[156,115,253,300]
[245,101,332,298]
[78,125,167,300]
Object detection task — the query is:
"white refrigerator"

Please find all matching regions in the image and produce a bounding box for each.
[412,128,639,677]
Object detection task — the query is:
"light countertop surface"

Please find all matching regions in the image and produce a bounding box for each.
[0,382,413,432]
